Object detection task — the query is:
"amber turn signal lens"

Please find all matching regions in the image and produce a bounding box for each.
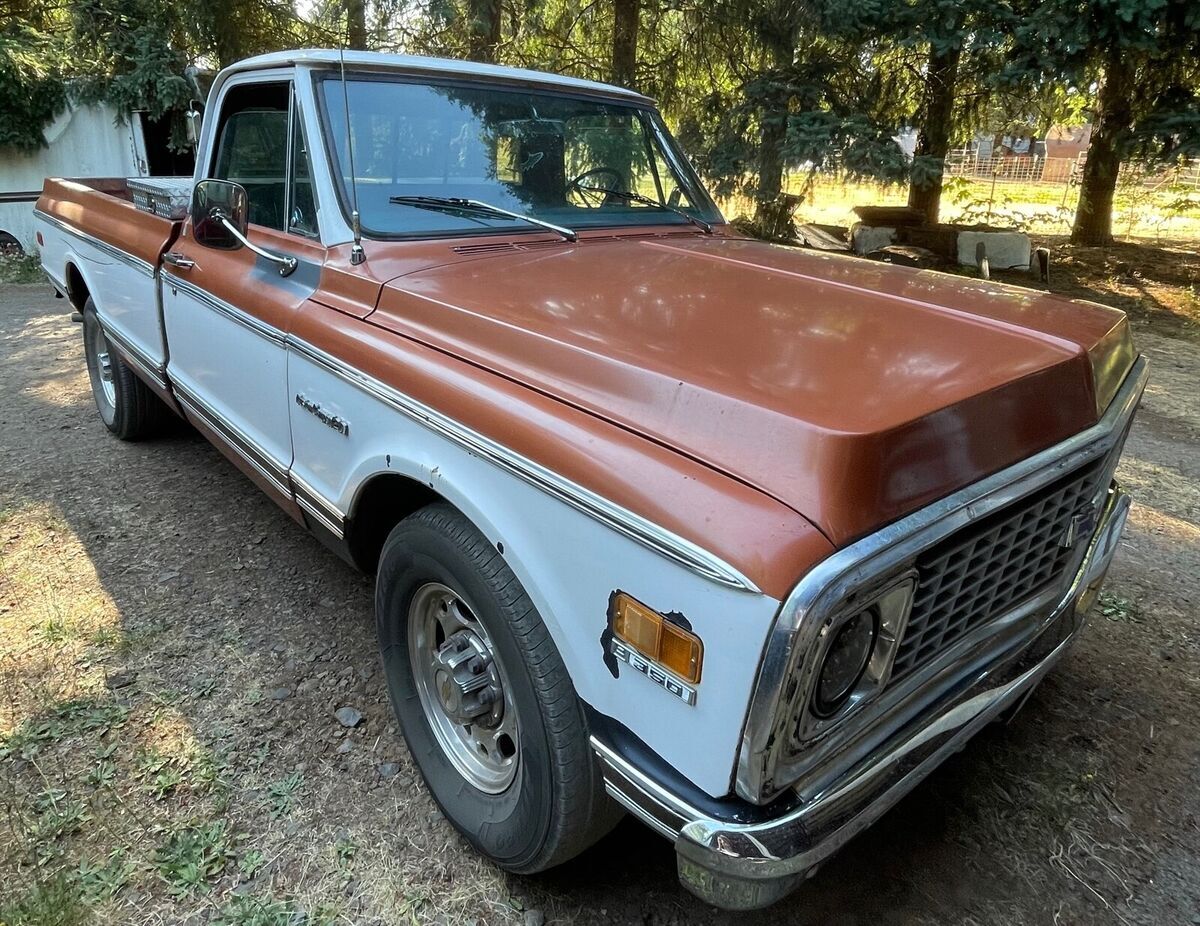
[612,593,703,684]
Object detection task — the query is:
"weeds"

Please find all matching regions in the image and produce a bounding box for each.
[192,747,231,797]
[76,848,135,903]
[266,771,303,819]
[24,789,88,865]
[0,251,43,285]
[238,847,266,878]
[247,743,270,770]
[153,820,235,896]
[0,697,129,759]
[213,894,301,926]
[135,748,185,799]
[334,836,357,867]
[0,873,87,926]
[1097,592,1143,624]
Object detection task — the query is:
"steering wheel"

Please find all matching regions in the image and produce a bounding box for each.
[567,167,625,207]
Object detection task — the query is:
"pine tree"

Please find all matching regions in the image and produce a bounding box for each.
[1006,0,1200,245]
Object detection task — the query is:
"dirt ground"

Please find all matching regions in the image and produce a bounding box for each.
[0,272,1198,925]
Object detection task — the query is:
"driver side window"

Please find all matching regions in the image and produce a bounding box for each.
[287,97,319,238]
[211,82,290,231]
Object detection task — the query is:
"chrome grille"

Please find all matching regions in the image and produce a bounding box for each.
[890,459,1106,681]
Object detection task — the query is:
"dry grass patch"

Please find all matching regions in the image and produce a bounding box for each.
[0,498,527,924]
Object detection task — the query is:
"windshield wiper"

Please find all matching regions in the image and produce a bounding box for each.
[575,185,713,234]
[388,195,577,242]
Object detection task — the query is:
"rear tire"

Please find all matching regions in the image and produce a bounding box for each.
[376,503,621,873]
[82,298,166,440]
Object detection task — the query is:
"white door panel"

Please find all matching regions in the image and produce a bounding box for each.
[163,276,292,469]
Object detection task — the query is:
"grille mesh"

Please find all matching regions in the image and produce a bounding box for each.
[890,459,1106,681]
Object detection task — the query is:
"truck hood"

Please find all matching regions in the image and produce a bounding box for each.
[371,234,1135,546]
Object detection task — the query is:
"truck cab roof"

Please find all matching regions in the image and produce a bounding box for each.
[220,49,653,105]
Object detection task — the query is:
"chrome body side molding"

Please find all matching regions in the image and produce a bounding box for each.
[95,311,169,390]
[291,470,346,539]
[172,381,292,498]
[34,208,157,277]
[163,272,287,345]
[285,335,761,593]
[44,266,69,295]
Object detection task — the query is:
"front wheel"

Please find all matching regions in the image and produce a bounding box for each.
[376,503,620,873]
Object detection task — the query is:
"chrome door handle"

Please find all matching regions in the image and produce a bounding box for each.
[163,251,195,270]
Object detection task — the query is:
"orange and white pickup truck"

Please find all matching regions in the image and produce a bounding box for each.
[36,49,1145,910]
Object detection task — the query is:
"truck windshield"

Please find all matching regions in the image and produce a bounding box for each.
[318,76,721,238]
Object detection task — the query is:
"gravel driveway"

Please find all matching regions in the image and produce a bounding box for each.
[1,281,1197,925]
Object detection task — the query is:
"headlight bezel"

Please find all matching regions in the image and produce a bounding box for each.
[793,574,917,743]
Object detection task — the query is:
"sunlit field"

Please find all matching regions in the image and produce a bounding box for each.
[719,175,1200,241]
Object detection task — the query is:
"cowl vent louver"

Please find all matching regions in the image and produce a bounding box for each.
[452,242,520,255]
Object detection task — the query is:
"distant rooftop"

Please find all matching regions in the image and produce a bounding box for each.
[222,49,652,104]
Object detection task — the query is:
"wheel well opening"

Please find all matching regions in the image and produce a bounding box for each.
[346,473,442,573]
[65,263,89,310]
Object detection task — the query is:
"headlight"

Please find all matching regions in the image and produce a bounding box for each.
[812,608,878,717]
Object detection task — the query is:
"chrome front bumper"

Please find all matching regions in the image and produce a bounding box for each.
[594,483,1132,910]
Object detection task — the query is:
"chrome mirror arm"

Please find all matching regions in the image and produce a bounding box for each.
[212,211,298,277]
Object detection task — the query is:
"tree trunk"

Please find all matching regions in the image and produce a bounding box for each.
[755,114,787,215]
[467,0,502,63]
[611,0,639,89]
[753,32,793,229]
[346,0,368,49]
[1071,52,1133,246]
[907,41,962,225]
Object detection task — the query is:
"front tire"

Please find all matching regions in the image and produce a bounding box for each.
[82,298,166,440]
[376,503,620,873]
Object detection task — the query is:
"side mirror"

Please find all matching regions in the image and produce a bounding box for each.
[188,178,298,276]
[185,107,203,148]
[191,179,248,250]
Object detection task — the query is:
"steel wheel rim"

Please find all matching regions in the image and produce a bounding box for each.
[88,322,116,409]
[408,582,519,793]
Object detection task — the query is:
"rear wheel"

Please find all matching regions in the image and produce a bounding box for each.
[376,503,621,873]
[82,298,166,440]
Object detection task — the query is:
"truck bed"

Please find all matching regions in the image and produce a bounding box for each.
[36,177,185,272]
[36,177,188,388]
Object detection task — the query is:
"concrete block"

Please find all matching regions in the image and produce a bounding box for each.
[851,224,897,256]
[957,230,1031,270]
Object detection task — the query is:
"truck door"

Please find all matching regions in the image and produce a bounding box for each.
[162,78,325,514]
